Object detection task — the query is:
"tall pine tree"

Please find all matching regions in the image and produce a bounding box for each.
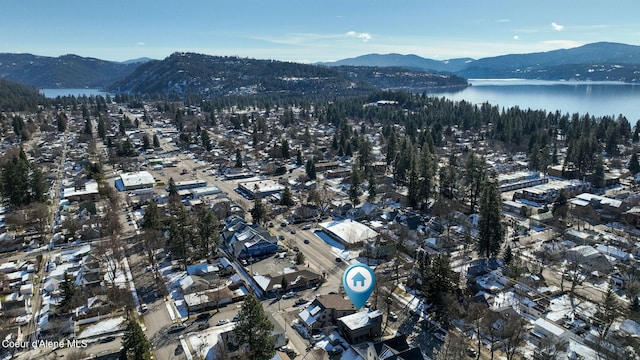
[233,294,276,360]
[477,176,504,258]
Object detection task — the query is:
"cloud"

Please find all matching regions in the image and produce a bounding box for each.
[346,31,371,42]
[136,42,145,46]
[513,35,519,40]
[497,19,511,23]
[551,22,564,31]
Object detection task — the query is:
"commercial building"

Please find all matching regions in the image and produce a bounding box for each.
[174,179,207,191]
[318,219,378,245]
[116,171,156,191]
[237,180,285,199]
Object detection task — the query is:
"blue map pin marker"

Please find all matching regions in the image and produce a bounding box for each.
[342,263,375,310]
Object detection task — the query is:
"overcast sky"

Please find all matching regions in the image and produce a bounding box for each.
[2,0,640,62]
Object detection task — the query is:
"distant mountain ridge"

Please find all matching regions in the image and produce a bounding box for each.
[323,42,640,82]
[108,52,468,98]
[0,53,139,88]
[1,42,639,96]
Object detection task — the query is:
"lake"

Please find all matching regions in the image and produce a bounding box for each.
[41,81,640,121]
[429,79,640,121]
[41,88,111,98]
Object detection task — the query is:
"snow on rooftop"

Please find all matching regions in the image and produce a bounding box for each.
[338,309,382,330]
[319,219,378,244]
[188,322,236,360]
[78,316,125,339]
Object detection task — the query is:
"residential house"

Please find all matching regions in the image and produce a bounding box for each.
[183,283,249,314]
[337,309,383,344]
[354,334,424,360]
[222,217,279,260]
[254,269,322,296]
[298,294,356,333]
[531,318,573,346]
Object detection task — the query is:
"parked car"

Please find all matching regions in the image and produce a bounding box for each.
[196,313,210,321]
[168,323,187,333]
[295,297,307,305]
[216,319,230,326]
[389,312,398,321]
[282,291,297,299]
[197,322,210,331]
[139,304,148,313]
[99,336,116,343]
[327,347,343,356]
[303,239,310,244]
[290,229,297,234]
[335,257,342,263]
[279,347,297,357]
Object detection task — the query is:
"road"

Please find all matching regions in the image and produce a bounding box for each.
[148,126,347,292]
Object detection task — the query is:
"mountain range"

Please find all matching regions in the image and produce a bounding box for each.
[1,42,639,97]
[322,42,640,81]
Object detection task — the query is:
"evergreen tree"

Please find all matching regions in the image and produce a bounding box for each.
[57,113,67,132]
[168,206,193,269]
[281,139,290,159]
[121,320,152,360]
[195,207,219,258]
[233,294,276,360]
[250,197,267,225]
[280,184,295,207]
[167,177,178,198]
[464,153,486,214]
[295,150,303,166]
[630,152,640,175]
[477,177,504,258]
[201,129,212,151]
[59,271,76,312]
[305,158,316,180]
[592,155,605,188]
[235,149,243,168]
[503,245,513,265]
[142,134,150,149]
[595,284,621,339]
[367,171,377,202]
[551,189,569,218]
[29,164,47,203]
[141,200,162,230]
[97,117,106,138]
[84,118,93,137]
[438,153,458,200]
[349,162,362,206]
[420,254,456,310]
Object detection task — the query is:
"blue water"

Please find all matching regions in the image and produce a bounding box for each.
[429,79,640,121]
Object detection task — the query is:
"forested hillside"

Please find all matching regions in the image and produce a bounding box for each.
[109,53,468,99]
[0,53,139,88]
[0,78,44,112]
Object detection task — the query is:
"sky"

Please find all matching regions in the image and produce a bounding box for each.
[2,1,640,63]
